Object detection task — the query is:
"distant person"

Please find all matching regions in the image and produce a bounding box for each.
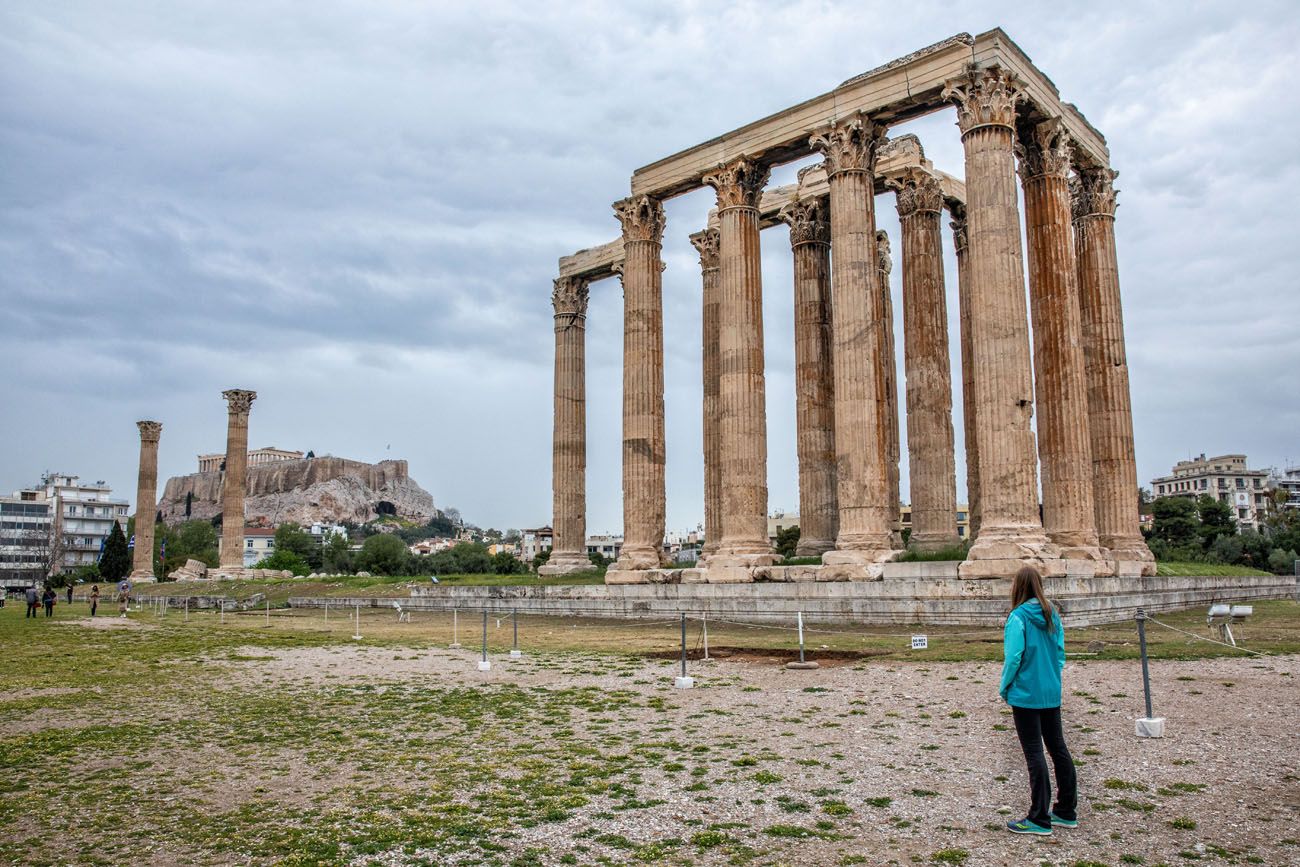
[25,586,39,618]
[1000,566,1076,837]
[42,586,56,617]
[90,584,101,617]
[66,584,74,605]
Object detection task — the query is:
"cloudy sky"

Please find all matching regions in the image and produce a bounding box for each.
[3,1,1298,535]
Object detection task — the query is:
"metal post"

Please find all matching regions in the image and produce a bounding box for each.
[680,612,687,678]
[184,597,189,622]
[1136,608,1153,719]
[798,611,806,664]
[510,608,521,658]
[324,600,328,622]
[265,598,270,627]
[220,602,225,624]
[353,603,362,640]
[702,612,710,661]
[786,610,819,670]
[450,607,461,648]
[478,610,491,671]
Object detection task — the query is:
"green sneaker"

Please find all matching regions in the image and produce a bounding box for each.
[1050,812,1077,828]
[1006,818,1052,836]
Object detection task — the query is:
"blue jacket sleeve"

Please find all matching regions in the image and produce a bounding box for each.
[1055,610,1066,674]
[999,614,1025,701]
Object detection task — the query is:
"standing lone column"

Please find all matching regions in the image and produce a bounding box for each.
[943,67,1061,577]
[778,197,837,556]
[951,204,980,541]
[810,114,896,574]
[877,230,903,548]
[540,276,592,576]
[690,229,724,559]
[608,196,668,576]
[1071,165,1156,575]
[218,389,256,572]
[702,157,777,575]
[1019,119,1107,571]
[130,420,162,581]
[891,169,961,551]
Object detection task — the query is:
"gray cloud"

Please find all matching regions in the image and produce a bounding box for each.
[3,1,1298,533]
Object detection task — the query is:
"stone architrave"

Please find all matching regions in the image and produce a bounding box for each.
[778,196,837,556]
[218,389,257,572]
[943,67,1061,577]
[891,169,961,551]
[1071,166,1156,575]
[951,203,980,541]
[876,230,903,549]
[540,276,592,577]
[702,156,777,576]
[1019,119,1108,572]
[689,229,724,559]
[130,420,162,581]
[608,196,669,576]
[809,114,895,574]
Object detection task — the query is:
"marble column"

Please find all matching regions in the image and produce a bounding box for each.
[690,229,724,559]
[943,67,1061,577]
[219,389,256,571]
[540,276,592,577]
[1071,165,1156,575]
[1019,119,1107,571]
[951,204,981,541]
[609,196,668,575]
[892,169,961,551]
[702,157,777,575]
[876,230,903,548]
[809,114,895,573]
[130,420,162,581]
[778,197,837,556]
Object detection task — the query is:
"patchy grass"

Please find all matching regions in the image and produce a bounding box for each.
[1154,561,1274,577]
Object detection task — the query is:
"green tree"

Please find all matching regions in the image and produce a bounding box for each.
[322,532,352,574]
[161,520,220,575]
[588,551,609,573]
[274,523,320,569]
[774,525,801,559]
[1197,495,1236,547]
[100,522,131,582]
[491,551,525,575]
[357,533,409,576]
[1149,497,1199,548]
[1267,548,1298,575]
[532,548,551,572]
[254,549,310,576]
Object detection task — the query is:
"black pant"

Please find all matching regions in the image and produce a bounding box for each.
[90,602,98,616]
[44,603,54,617]
[1011,705,1077,827]
[26,603,38,618]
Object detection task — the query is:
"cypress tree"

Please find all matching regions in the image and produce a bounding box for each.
[100,522,131,582]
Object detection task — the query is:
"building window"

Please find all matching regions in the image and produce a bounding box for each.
[246,540,254,548]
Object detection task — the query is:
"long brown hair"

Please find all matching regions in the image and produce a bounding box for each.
[1010,566,1057,633]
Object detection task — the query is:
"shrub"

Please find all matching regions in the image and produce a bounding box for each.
[253,550,309,576]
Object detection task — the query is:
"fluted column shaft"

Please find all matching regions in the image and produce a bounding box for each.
[1020,122,1104,565]
[951,206,980,540]
[944,68,1058,575]
[780,199,837,556]
[877,232,902,547]
[1072,167,1156,572]
[219,389,256,570]
[703,157,775,568]
[131,421,162,580]
[690,230,724,557]
[810,115,894,569]
[894,172,960,551]
[540,277,591,576]
[610,196,667,573]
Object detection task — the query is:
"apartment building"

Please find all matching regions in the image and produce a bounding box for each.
[1150,453,1271,531]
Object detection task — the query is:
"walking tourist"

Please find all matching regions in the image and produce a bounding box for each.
[42,586,56,617]
[999,566,1077,836]
[90,584,100,617]
[66,583,74,605]
[118,580,131,618]
[25,586,39,618]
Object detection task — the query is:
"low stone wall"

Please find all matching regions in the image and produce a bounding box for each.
[284,574,1298,628]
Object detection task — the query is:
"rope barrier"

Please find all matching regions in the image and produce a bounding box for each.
[1145,616,1273,658]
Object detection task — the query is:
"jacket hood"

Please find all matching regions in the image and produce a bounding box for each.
[1016,599,1052,629]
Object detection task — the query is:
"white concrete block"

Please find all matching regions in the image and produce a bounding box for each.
[674,676,695,689]
[477,661,492,672]
[1135,717,1165,738]
[509,650,522,659]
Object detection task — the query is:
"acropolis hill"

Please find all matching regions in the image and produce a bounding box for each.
[158,453,436,527]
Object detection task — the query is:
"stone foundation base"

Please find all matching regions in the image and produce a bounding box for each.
[538,552,592,577]
[128,570,157,583]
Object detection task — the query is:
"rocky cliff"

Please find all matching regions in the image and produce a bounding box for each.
[159,457,437,526]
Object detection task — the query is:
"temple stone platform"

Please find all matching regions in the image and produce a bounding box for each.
[284,573,1299,628]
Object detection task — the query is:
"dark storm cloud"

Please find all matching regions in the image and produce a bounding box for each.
[2,1,1297,531]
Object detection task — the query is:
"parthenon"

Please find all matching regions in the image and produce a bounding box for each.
[541,29,1155,584]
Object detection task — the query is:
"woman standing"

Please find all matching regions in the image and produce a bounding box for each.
[999,566,1077,836]
[89,584,101,617]
[42,586,56,617]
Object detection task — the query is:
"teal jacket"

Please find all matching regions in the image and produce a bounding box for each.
[999,600,1066,709]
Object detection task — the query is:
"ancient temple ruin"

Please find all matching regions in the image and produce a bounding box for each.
[542,30,1155,584]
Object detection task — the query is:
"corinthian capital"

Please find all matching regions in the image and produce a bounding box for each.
[1017,117,1073,182]
[809,113,886,176]
[876,230,893,276]
[777,196,829,247]
[942,66,1023,134]
[136,420,162,443]
[1070,166,1119,221]
[887,167,944,219]
[222,389,257,415]
[552,276,590,319]
[688,228,720,270]
[949,202,969,255]
[702,156,770,210]
[612,195,666,244]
